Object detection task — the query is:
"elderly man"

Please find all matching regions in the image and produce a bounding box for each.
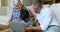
[25,0,60,32]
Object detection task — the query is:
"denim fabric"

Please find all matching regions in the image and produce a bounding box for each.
[42,26,60,32]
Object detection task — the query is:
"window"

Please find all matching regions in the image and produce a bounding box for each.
[1,0,8,6]
[13,0,33,6]
[23,0,33,6]
[0,0,8,16]
[0,7,7,16]
[21,0,33,6]
[0,0,1,7]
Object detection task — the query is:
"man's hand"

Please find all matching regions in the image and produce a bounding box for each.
[36,21,40,26]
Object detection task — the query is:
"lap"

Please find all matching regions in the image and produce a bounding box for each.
[43,26,60,32]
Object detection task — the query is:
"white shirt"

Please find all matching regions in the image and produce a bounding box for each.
[36,7,59,30]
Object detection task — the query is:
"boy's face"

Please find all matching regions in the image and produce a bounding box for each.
[16,4,23,10]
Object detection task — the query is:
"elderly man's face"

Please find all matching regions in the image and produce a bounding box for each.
[33,3,41,13]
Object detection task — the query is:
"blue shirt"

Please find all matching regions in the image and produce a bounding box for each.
[11,7,20,19]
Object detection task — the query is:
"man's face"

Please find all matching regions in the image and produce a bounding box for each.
[33,3,41,13]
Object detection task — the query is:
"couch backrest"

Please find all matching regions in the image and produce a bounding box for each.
[50,3,60,25]
[41,3,60,25]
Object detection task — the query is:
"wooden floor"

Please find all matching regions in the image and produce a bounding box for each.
[0,24,10,32]
[0,28,11,32]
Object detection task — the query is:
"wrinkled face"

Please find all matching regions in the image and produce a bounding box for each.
[33,3,41,13]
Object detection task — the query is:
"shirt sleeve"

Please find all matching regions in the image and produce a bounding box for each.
[11,8,15,19]
[11,14,13,19]
[39,8,53,30]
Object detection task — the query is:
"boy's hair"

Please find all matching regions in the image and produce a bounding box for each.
[20,7,30,21]
[15,2,23,7]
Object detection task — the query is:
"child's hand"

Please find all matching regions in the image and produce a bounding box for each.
[36,22,40,26]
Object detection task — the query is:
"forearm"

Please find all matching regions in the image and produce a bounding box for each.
[32,11,37,22]
[25,26,41,30]
[30,26,41,30]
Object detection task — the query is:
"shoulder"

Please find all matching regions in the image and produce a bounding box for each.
[42,7,52,13]
[43,7,52,12]
[40,7,53,16]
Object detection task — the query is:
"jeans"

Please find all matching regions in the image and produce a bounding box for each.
[42,26,60,32]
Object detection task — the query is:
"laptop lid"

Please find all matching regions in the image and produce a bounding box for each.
[9,22,25,32]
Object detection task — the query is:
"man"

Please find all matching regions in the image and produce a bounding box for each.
[25,0,60,32]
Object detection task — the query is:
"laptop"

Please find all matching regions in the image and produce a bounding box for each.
[9,22,25,32]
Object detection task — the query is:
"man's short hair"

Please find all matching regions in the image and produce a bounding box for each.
[33,0,42,6]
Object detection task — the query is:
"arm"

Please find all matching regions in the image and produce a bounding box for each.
[30,26,41,30]
[32,10,37,22]
[9,7,16,21]
[9,14,13,22]
[25,26,41,31]
[40,8,53,30]
[25,8,53,31]
[25,9,41,30]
